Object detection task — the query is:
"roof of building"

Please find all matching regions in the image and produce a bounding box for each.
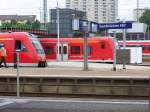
[0,15,36,22]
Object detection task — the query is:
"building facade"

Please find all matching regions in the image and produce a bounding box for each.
[109,23,149,40]
[0,15,36,24]
[66,0,118,23]
[48,8,86,37]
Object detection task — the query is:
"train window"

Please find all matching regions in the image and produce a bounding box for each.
[15,40,27,52]
[45,46,54,54]
[142,46,145,50]
[148,45,150,50]
[71,46,80,54]
[15,40,21,51]
[21,44,27,52]
[100,42,105,49]
[0,43,4,48]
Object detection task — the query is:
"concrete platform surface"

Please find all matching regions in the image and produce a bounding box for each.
[0,62,149,78]
[0,97,148,112]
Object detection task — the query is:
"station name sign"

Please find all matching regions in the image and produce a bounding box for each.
[99,23,132,29]
[72,19,133,32]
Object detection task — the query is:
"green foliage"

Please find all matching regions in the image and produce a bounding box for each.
[1,22,12,28]
[32,20,41,29]
[139,9,150,25]
[0,20,41,29]
[11,19,17,25]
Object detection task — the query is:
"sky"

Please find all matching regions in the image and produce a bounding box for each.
[0,0,150,21]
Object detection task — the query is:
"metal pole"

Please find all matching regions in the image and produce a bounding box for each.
[57,1,60,61]
[16,52,20,97]
[123,28,126,69]
[43,0,47,29]
[148,25,150,40]
[105,30,107,36]
[137,0,139,22]
[39,7,42,23]
[83,32,88,71]
[113,31,117,71]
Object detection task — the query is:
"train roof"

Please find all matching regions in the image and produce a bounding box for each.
[39,37,114,43]
[0,32,28,37]
[0,32,37,40]
[119,40,150,42]
[118,40,150,45]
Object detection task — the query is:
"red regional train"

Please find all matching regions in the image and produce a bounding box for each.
[119,40,150,57]
[39,37,117,62]
[0,32,47,67]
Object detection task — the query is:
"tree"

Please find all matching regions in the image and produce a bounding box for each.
[32,20,41,29]
[11,19,17,25]
[139,9,150,25]
[1,22,11,28]
[1,20,41,29]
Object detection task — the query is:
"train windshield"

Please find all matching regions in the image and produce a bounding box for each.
[28,33,45,54]
[32,39,45,54]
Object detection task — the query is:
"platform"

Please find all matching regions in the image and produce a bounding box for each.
[0,62,149,78]
[0,62,149,97]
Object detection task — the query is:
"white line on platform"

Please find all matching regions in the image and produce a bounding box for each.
[0,97,148,105]
[0,101,13,107]
[38,99,148,105]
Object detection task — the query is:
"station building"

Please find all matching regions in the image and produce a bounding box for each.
[48,8,86,37]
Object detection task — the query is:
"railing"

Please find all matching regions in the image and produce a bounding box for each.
[0,27,48,36]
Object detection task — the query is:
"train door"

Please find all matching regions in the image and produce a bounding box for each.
[15,40,30,63]
[57,43,68,61]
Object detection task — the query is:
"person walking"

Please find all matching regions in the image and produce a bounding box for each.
[0,44,8,68]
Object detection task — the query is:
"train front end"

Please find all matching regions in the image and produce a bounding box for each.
[29,34,47,67]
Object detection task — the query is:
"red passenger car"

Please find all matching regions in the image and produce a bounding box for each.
[39,37,116,62]
[0,32,47,67]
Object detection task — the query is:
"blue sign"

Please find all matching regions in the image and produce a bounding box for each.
[79,20,89,32]
[90,22,98,33]
[99,22,132,29]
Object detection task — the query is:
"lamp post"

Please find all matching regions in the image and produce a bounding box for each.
[39,7,42,23]
[57,1,60,61]
[82,21,89,71]
[83,32,88,71]
[122,24,126,70]
[43,0,47,29]
[148,25,150,40]
[15,51,20,97]
[72,13,75,37]
[113,31,117,71]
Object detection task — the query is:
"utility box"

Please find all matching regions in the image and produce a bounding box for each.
[117,49,130,64]
[117,47,142,64]
[128,47,142,64]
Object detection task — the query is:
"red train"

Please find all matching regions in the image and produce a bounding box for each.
[0,32,47,67]
[119,40,150,57]
[39,37,116,62]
